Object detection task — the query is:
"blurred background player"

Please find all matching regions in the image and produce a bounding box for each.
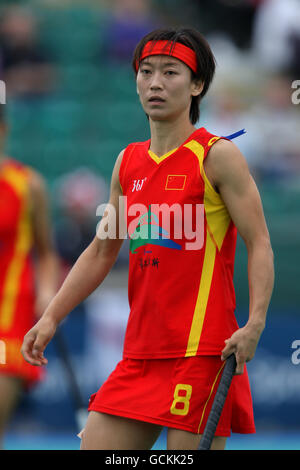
[0,103,58,448]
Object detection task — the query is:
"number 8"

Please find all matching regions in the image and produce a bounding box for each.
[170,384,192,416]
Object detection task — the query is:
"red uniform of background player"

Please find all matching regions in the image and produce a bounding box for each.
[21,27,274,450]
[0,104,58,448]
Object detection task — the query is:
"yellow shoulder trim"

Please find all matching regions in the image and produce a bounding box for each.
[1,165,28,198]
[184,140,231,251]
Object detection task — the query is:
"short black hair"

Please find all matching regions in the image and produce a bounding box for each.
[132,27,216,124]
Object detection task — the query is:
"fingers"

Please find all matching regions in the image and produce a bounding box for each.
[221,339,234,361]
[21,333,37,365]
[234,354,245,375]
[32,340,48,366]
[221,339,245,375]
[21,331,48,367]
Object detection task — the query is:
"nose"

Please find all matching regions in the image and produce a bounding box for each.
[150,71,163,90]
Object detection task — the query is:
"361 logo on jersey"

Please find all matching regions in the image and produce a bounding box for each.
[132,177,147,192]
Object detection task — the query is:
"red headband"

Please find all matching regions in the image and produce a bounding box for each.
[136,40,197,74]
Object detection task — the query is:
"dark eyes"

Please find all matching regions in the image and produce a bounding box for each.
[140,69,177,76]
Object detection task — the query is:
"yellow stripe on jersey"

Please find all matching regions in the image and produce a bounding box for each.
[197,361,225,434]
[183,140,232,356]
[185,227,216,356]
[0,167,32,332]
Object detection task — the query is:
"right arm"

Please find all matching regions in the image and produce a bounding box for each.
[21,150,126,366]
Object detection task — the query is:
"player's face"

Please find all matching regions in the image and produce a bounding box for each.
[136,55,202,123]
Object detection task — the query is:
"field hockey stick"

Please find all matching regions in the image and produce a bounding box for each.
[198,353,237,450]
[53,326,88,433]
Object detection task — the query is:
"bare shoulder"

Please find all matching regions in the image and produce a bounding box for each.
[115,148,126,167]
[111,148,126,178]
[110,148,126,190]
[204,138,251,191]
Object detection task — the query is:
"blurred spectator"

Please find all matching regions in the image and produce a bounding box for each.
[101,0,160,64]
[251,0,300,74]
[53,166,131,274]
[53,167,109,270]
[0,5,56,100]
[193,0,259,49]
[199,80,264,180]
[289,28,300,78]
[210,74,300,180]
[244,73,300,181]
[200,69,300,183]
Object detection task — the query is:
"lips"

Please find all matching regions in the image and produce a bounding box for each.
[148,96,165,102]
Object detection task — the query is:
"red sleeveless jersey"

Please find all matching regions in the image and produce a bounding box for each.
[0,158,42,386]
[119,127,239,359]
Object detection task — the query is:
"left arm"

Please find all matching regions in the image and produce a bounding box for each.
[204,139,275,374]
[29,170,59,318]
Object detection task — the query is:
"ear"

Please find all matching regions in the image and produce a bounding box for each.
[191,80,204,97]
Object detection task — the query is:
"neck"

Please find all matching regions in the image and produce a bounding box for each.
[149,115,196,157]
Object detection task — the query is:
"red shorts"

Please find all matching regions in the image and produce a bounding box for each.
[88,355,255,436]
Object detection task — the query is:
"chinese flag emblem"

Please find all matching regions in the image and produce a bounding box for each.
[165,174,186,190]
